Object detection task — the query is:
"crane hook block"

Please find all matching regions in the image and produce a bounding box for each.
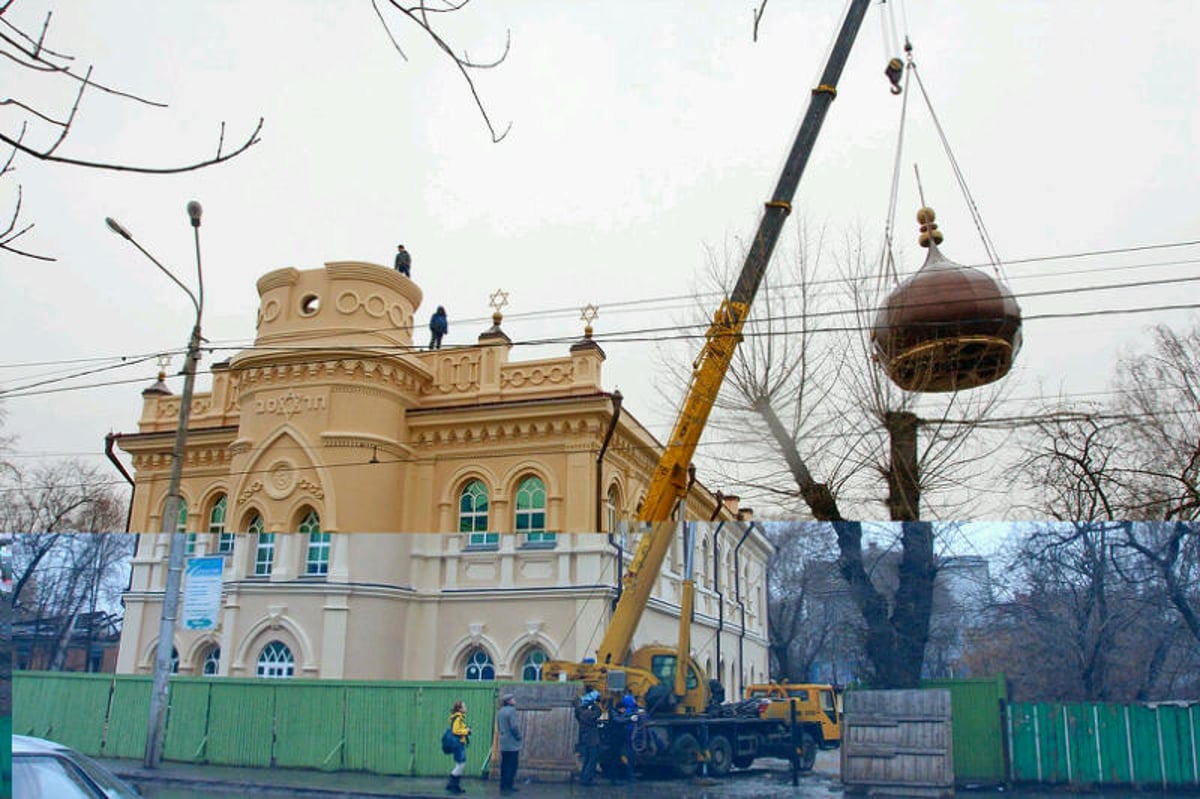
[886,58,904,94]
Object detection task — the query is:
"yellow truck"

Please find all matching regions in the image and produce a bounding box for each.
[745,683,841,749]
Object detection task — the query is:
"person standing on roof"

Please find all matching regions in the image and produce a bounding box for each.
[429,306,448,350]
[394,244,412,276]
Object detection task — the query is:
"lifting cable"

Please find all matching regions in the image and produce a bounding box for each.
[876,0,1012,287]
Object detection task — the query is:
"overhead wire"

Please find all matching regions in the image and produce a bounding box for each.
[2,237,1199,384]
[2,280,1197,401]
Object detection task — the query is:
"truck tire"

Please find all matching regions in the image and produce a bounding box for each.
[796,731,817,772]
[732,754,755,770]
[707,735,732,777]
[670,733,701,777]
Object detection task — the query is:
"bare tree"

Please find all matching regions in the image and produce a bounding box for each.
[1113,521,1200,647]
[0,7,263,260]
[4,2,510,260]
[764,521,851,681]
[1112,320,1200,520]
[0,459,124,533]
[967,521,1199,702]
[669,222,1011,687]
[1015,318,1200,648]
[11,532,134,671]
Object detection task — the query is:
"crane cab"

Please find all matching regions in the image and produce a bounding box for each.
[628,646,710,715]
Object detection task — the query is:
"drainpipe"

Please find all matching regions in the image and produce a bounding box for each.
[597,391,623,613]
[733,520,755,697]
[105,432,140,632]
[707,491,725,690]
[105,432,136,533]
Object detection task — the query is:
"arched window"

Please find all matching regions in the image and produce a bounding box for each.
[256,641,294,678]
[301,509,328,575]
[459,480,495,547]
[515,476,553,545]
[203,646,220,676]
[464,648,495,681]
[521,648,548,681]
[169,498,197,554]
[209,495,234,554]
[170,646,179,674]
[249,514,273,576]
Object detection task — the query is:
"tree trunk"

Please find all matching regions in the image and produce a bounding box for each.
[755,401,939,688]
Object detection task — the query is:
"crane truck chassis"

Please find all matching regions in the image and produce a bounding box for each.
[597,697,824,778]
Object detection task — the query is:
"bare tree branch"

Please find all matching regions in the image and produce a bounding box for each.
[1,9,266,260]
[752,0,769,43]
[377,0,512,143]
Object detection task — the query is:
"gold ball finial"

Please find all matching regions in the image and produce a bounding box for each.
[917,206,944,248]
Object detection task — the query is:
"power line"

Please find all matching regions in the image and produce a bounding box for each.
[6,287,1197,402]
[4,237,1199,375]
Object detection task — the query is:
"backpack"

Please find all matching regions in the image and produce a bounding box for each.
[441,727,457,754]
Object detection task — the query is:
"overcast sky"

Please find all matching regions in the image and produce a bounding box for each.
[2,1,1197,518]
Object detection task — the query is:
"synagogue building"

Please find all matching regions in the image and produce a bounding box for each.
[113,261,771,691]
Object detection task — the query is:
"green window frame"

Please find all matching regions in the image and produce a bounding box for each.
[209,495,234,554]
[521,648,548,681]
[302,510,328,575]
[172,498,197,554]
[459,480,496,546]
[515,476,554,544]
[250,515,273,576]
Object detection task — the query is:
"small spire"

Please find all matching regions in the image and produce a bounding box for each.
[480,288,512,343]
[142,354,173,396]
[572,303,604,355]
[580,303,599,339]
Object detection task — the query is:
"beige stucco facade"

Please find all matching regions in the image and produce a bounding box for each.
[115,261,771,692]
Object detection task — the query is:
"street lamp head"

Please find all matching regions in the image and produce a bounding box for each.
[186,201,203,228]
[105,217,132,240]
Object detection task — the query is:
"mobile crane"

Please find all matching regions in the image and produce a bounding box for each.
[543,0,872,778]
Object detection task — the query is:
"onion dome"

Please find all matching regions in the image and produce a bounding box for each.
[872,207,1022,392]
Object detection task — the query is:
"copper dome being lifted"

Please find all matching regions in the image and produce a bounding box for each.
[872,207,1022,392]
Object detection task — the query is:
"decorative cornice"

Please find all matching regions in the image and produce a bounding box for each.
[232,357,429,395]
[129,446,234,471]
[321,433,412,459]
[414,417,594,449]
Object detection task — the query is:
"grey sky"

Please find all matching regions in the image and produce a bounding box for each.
[2,1,1197,515]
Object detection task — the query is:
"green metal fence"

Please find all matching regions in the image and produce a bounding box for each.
[1008,701,1200,790]
[13,672,503,777]
[921,675,1008,785]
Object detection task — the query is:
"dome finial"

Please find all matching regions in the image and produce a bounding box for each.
[917,206,944,248]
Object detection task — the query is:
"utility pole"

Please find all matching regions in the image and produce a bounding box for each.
[106,201,205,768]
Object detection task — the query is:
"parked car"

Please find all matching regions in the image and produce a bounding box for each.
[12,735,142,798]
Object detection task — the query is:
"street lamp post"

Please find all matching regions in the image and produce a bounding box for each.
[106,201,205,769]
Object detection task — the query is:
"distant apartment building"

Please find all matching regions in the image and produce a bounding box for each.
[112,261,771,691]
[804,540,993,684]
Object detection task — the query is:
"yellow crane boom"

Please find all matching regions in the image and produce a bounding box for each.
[548,0,872,710]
